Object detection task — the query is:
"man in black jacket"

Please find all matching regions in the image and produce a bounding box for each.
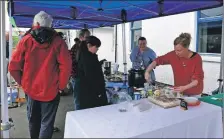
[71,29,91,110]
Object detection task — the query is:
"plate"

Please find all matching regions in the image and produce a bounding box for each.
[135,88,144,91]
[184,97,201,106]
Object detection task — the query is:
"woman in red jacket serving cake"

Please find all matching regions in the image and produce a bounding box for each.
[145,33,204,97]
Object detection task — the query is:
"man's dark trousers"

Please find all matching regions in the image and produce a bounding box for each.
[26,94,60,139]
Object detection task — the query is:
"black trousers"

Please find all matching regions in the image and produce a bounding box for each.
[26,94,60,139]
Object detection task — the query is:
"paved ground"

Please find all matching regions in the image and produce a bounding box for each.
[1,93,74,138]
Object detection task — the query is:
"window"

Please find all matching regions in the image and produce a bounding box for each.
[197,6,222,54]
[131,21,142,49]
[200,7,222,18]
[198,21,221,54]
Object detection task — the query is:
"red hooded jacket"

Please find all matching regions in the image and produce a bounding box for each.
[8,28,72,101]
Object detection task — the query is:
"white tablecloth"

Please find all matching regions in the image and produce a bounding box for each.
[64,100,223,138]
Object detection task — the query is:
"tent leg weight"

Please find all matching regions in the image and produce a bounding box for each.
[1,118,14,131]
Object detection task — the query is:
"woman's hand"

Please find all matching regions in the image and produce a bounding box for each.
[173,86,187,93]
[174,80,198,93]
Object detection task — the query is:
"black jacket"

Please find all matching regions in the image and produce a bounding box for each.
[77,46,108,109]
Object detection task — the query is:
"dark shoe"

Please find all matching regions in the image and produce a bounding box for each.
[53,127,60,132]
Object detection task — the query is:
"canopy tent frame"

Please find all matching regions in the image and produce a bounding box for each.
[1,0,224,138]
[0,1,10,138]
[8,0,223,29]
[219,9,224,94]
[220,4,224,137]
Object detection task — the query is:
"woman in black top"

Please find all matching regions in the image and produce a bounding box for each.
[77,36,108,109]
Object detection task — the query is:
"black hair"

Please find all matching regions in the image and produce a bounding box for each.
[74,37,80,43]
[138,37,146,41]
[58,32,64,38]
[86,36,101,48]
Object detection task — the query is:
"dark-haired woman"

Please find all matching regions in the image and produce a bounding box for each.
[77,36,108,109]
[145,33,204,97]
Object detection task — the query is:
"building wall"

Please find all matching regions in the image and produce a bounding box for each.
[92,28,115,62]
[141,12,197,86]
[116,24,132,72]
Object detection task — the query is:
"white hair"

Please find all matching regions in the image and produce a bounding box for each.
[33,11,53,27]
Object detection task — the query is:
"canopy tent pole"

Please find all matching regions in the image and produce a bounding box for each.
[66,30,71,49]
[9,3,13,63]
[0,1,10,138]
[122,23,127,86]
[9,24,13,88]
[115,25,118,63]
[219,2,224,94]
[8,0,16,108]
[121,9,128,86]
[221,0,224,138]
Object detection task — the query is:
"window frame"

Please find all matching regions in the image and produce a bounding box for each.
[130,21,142,50]
[196,10,222,56]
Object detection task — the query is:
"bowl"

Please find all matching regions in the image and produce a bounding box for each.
[184,97,201,106]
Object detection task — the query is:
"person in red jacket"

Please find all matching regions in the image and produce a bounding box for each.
[145,33,204,97]
[8,11,72,139]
